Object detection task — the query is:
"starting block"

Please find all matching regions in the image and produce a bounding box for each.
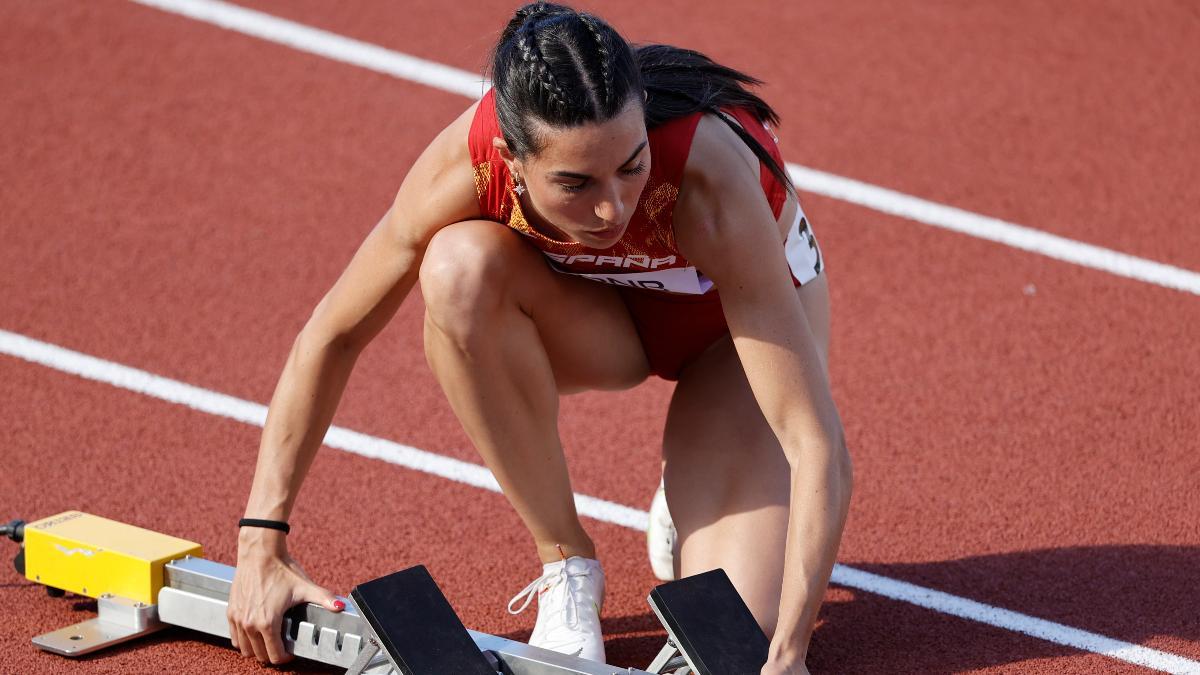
[6,511,770,674]
[648,569,772,675]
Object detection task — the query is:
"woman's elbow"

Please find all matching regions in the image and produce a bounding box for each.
[821,428,853,507]
[786,427,853,505]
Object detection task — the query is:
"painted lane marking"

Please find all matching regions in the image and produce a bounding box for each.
[833,566,1200,674]
[0,329,644,531]
[132,0,484,98]
[128,0,1200,298]
[786,165,1200,296]
[4,329,1198,673]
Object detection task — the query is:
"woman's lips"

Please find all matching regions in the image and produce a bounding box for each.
[587,223,626,240]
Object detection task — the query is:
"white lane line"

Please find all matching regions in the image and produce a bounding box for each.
[833,567,1200,674]
[788,166,1200,296]
[0,329,645,531]
[128,0,1200,298]
[4,329,1199,673]
[131,0,485,98]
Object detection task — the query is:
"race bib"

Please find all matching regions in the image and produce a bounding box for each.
[542,253,712,294]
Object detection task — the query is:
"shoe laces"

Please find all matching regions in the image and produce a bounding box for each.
[506,562,593,630]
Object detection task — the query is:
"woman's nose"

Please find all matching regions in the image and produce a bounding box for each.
[595,185,625,223]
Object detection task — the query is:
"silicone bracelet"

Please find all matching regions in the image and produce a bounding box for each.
[238,518,290,534]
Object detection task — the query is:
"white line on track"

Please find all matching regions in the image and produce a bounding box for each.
[130,0,1200,298]
[4,329,1199,673]
[833,567,1200,674]
[0,329,645,531]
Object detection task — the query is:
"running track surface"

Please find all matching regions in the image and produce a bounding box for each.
[1,1,1198,673]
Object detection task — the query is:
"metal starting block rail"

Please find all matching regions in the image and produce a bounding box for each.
[10,512,769,675]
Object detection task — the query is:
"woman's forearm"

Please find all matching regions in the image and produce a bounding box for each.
[769,442,853,662]
[242,329,364,522]
[240,210,426,526]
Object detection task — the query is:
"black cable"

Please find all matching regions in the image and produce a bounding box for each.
[1,519,25,543]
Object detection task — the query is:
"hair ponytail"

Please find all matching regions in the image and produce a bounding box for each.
[636,44,793,192]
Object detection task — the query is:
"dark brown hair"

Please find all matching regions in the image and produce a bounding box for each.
[491,2,792,190]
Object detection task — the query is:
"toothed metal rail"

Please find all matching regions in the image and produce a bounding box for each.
[156,556,664,675]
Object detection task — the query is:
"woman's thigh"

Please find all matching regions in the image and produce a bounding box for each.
[419,220,650,393]
[660,274,832,632]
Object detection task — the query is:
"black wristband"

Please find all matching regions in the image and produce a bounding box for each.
[238,518,290,534]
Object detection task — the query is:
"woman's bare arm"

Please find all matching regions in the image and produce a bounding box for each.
[675,115,853,674]
[229,101,482,665]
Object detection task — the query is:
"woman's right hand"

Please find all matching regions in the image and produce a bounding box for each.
[226,529,344,664]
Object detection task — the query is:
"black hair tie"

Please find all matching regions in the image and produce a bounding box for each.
[238,518,290,534]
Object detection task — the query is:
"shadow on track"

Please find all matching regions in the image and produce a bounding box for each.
[803,545,1199,674]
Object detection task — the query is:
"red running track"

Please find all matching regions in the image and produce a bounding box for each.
[1,1,1198,673]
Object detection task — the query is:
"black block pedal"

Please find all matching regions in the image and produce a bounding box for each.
[648,568,770,675]
[350,565,495,675]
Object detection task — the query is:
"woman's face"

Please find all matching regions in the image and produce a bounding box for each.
[507,98,650,248]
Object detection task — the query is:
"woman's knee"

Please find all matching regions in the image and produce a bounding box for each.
[419,221,523,337]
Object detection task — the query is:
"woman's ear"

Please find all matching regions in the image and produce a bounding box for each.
[492,137,518,173]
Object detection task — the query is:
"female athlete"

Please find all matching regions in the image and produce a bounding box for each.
[227,4,852,674]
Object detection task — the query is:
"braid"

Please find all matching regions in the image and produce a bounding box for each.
[514,3,544,22]
[491,3,641,157]
[515,26,571,117]
[499,2,571,45]
[579,15,612,110]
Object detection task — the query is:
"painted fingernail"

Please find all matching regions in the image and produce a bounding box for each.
[332,600,345,611]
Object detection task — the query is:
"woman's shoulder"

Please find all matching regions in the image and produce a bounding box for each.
[418,98,481,193]
[678,110,790,214]
[380,100,484,248]
[680,113,764,200]
[671,112,788,253]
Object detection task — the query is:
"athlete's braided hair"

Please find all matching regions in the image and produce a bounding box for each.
[578,15,613,110]
[514,23,571,118]
[491,2,793,191]
[492,2,635,157]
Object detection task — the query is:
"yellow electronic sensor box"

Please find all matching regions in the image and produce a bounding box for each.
[23,511,202,605]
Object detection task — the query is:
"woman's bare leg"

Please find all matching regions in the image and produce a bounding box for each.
[420,220,650,563]
[662,274,832,634]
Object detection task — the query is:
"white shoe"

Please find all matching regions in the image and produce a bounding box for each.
[507,556,606,662]
[647,480,677,581]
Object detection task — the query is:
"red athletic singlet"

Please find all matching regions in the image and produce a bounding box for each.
[466,89,822,378]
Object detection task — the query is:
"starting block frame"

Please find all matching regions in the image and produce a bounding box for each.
[157,555,668,674]
[13,512,769,675]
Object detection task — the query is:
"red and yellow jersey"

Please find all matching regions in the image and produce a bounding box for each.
[467,89,812,295]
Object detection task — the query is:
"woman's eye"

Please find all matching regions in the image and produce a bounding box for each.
[621,162,647,177]
[560,182,586,193]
